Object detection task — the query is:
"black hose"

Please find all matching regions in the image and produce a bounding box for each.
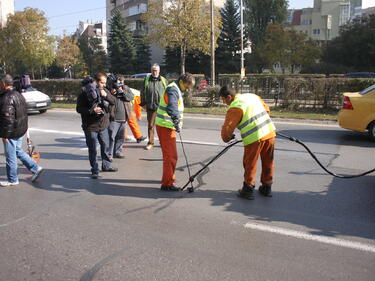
[178,132,195,192]
[276,132,375,178]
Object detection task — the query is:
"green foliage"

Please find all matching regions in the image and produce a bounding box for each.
[133,31,151,73]
[259,24,321,73]
[108,9,136,74]
[322,15,375,72]
[164,47,210,75]
[143,0,221,74]
[283,78,375,110]
[0,8,55,78]
[216,0,241,74]
[55,36,81,78]
[78,34,108,76]
[244,0,288,72]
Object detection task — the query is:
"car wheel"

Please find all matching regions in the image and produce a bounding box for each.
[368,121,375,141]
[39,109,47,114]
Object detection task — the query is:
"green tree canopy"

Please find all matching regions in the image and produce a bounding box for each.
[216,0,241,74]
[78,34,107,76]
[143,0,221,74]
[133,31,151,73]
[0,8,55,78]
[108,9,136,74]
[322,15,375,72]
[56,36,81,78]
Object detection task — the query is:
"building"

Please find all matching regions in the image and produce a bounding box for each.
[288,0,363,41]
[74,20,108,52]
[106,0,225,67]
[0,0,14,27]
[362,6,375,16]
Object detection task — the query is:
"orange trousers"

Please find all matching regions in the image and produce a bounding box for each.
[156,125,177,187]
[127,113,142,139]
[133,96,142,120]
[243,137,275,186]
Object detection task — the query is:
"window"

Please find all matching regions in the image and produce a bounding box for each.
[339,4,350,26]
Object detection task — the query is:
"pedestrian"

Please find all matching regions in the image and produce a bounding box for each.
[156,73,195,191]
[0,74,43,186]
[219,85,276,200]
[76,73,118,179]
[140,64,168,150]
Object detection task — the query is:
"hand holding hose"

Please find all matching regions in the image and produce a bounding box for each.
[173,118,181,133]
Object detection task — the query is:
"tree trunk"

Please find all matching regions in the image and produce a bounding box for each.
[180,44,186,74]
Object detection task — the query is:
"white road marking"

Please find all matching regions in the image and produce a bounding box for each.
[29,128,84,136]
[244,222,375,254]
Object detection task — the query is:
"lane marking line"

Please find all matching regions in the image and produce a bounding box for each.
[244,222,375,254]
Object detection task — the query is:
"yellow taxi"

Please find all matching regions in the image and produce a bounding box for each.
[338,84,375,141]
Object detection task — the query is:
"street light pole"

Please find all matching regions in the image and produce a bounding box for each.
[240,0,244,79]
[210,0,215,86]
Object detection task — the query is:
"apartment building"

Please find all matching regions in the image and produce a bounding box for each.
[106,0,224,67]
[74,20,108,52]
[288,0,363,41]
[0,0,14,27]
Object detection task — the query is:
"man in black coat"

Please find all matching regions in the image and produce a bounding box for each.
[76,73,118,179]
[0,74,43,186]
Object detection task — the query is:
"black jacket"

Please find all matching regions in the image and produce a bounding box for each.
[0,89,28,139]
[76,84,116,132]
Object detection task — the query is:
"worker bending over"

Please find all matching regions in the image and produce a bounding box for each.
[156,73,195,191]
[220,85,276,200]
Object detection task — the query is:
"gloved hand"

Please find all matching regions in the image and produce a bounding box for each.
[173,118,180,133]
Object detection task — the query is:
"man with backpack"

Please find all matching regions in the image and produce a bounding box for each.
[76,73,118,179]
[0,74,43,186]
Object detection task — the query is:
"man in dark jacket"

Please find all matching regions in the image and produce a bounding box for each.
[140,64,167,150]
[0,74,43,186]
[76,73,118,179]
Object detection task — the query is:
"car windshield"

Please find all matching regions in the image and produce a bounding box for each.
[359,85,375,95]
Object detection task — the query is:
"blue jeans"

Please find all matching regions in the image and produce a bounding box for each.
[108,121,126,157]
[3,137,39,183]
[84,129,112,174]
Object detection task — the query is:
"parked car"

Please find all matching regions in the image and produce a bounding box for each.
[21,87,52,114]
[131,73,150,79]
[337,84,375,141]
[344,72,375,78]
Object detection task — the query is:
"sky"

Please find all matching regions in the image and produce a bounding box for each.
[14,0,375,36]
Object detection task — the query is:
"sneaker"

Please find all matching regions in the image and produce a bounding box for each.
[160,185,180,191]
[237,183,255,200]
[91,173,100,179]
[259,185,272,197]
[0,181,19,187]
[114,154,125,159]
[137,136,147,143]
[145,144,153,150]
[31,167,44,182]
[102,167,118,172]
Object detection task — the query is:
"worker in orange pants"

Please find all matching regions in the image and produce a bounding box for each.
[220,85,276,200]
[155,73,195,191]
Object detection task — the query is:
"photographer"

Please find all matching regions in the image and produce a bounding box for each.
[76,72,118,179]
[107,75,145,159]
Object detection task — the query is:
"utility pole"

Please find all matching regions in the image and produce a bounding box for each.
[240,0,244,79]
[210,0,215,86]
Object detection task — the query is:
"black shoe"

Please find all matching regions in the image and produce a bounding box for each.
[259,185,272,197]
[102,167,118,172]
[137,136,147,143]
[114,154,125,159]
[91,173,100,179]
[237,183,255,200]
[160,185,180,191]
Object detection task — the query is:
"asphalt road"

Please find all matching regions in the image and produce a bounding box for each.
[0,109,374,281]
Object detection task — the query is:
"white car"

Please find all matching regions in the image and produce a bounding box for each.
[21,87,52,114]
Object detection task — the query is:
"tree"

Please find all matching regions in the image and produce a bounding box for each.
[259,24,321,73]
[143,0,221,74]
[133,31,151,73]
[55,36,80,78]
[78,34,108,76]
[216,0,241,74]
[244,0,288,72]
[322,15,375,72]
[108,9,136,74]
[0,8,55,78]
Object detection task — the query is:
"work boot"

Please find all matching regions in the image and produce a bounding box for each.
[237,182,255,200]
[259,185,272,197]
[160,185,180,191]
